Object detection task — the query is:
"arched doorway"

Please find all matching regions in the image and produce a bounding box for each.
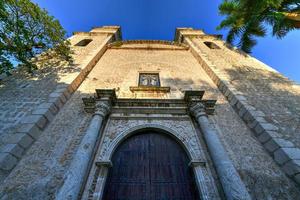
[103,131,200,200]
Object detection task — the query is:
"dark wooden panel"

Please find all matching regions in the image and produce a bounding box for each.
[103,132,200,200]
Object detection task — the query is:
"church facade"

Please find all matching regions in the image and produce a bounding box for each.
[0,26,300,199]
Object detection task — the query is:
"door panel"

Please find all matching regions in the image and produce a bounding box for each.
[103,132,200,200]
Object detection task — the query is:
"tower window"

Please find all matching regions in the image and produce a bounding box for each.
[75,39,92,47]
[204,41,220,49]
[139,73,160,87]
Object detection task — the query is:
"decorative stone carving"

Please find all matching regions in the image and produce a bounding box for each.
[97,120,204,161]
[189,102,207,119]
[85,118,221,200]
[95,101,111,117]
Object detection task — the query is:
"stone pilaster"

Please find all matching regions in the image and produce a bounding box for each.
[57,100,111,200]
[189,159,221,200]
[190,102,252,200]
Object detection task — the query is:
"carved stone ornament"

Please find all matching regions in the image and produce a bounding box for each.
[95,101,111,117]
[189,102,207,119]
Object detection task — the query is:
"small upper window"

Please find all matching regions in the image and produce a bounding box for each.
[204,41,220,49]
[139,73,160,87]
[75,39,92,47]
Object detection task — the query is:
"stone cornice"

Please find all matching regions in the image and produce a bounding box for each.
[107,40,189,50]
[82,89,216,115]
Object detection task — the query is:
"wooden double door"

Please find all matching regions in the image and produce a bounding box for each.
[103,131,200,200]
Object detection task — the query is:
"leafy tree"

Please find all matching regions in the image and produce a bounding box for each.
[0,0,72,75]
[217,0,300,53]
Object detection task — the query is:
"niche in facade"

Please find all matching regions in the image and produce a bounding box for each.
[75,39,93,47]
[204,41,220,49]
[139,73,160,87]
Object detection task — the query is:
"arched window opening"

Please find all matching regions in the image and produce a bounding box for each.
[75,39,92,47]
[204,41,220,49]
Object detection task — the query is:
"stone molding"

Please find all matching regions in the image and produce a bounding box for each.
[182,32,300,185]
[84,119,220,200]
[129,86,171,92]
[107,40,189,50]
[98,123,203,161]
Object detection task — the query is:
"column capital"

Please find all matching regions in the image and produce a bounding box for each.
[94,101,111,117]
[189,102,207,119]
[82,89,116,114]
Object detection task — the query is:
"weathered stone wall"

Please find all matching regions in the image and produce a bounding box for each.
[0,28,299,200]
[0,26,119,178]
[191,36,300,148]
[175,28,300,198]
[78,43,223,102]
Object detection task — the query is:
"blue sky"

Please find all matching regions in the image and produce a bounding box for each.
[33,0,300,82]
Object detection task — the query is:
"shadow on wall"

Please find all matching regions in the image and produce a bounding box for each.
[225,66,300,147]
[0,87,97,199]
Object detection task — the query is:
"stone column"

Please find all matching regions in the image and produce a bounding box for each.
[190,102,251,200]
[57,101,111,200]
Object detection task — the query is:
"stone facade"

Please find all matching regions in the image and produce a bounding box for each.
[0,26,299,200]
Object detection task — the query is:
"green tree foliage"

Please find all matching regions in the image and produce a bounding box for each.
[0,0,72,75]
[217,0,300,53]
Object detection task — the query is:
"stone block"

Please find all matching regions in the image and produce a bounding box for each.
[282,160,300,176]
[274,148,300,165]
[17,123,42,140]
[253,116,267,124]
[242,110,254,123]
[37,102,58,115]
[0,144,24,159]
[294,174,300,185]
[21,114,47,130]
[264,138,294,153]
[235,95,247,102]
[238,106,247,118]
[63,90,71,100]
[67,85,75,93]
[229,97,238,106]
[0,153,18,171]
[236,100,247,110]
[59,93,67,103]
[2,133,34,149]
[222,85,228,94]
[54,88,71,100]
[32,108,54,122]
[49,92,62,98]
[50,92,67,103]
[224,89,231,97]
[254,123,278,136]
[218,81,225,90]
[48,97,63,109]
[248,120,258,129]
[250,110,265,118]
[227,92,234,101]
[257,131,281,144]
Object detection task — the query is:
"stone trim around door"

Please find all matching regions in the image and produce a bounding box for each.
[80,89,221,200]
